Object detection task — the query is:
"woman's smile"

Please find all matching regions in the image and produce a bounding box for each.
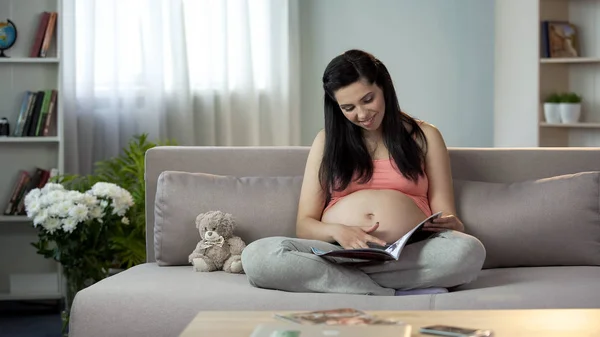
[360,113,378,127]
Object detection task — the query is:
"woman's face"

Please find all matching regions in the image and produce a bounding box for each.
[334,79,386,132]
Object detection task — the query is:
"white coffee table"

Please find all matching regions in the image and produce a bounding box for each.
[179,309,600,337]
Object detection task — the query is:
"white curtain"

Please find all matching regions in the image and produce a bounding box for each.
[61,0,301,175]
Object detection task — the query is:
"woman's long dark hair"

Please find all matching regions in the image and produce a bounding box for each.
[319,49,427,205]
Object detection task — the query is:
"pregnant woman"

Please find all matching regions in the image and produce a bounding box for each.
[241,50,486,296]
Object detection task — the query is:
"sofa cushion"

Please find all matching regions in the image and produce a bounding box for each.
[69,263,434,337]
[453,171,600,269]
[154,171,303,266]
[436,266,600,309]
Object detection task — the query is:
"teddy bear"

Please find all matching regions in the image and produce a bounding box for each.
[188,210,246,273]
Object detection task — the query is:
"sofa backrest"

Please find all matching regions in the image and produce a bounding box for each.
[145,146,600,268]
[145,146,310,263]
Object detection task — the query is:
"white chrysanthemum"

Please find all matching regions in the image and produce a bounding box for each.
[25,199,41,218]
[89,206,104,220]
[62,217,78,232]
[41,183,64,192]
[46,204,60,218]
[93,183,132,200]
[82,194,98,207]
[112,204,127,216]
[45,190,66,204]
[24,188,41,207]
[43,217,61,233]
[68,204,89,223]
[49,200,74,218]
[118,193,134,207]
[121,217,130,225]
[66,190,85,203]
[90,182,113,197]
[90,182,134,216]
[33,209,49,228]
[37,195,50,208]
[112,196,134,216]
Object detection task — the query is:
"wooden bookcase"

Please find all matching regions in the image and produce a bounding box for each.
[0,0,64,301]
[494,0,600,147]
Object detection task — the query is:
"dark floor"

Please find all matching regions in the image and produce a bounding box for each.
[0,301,62,337]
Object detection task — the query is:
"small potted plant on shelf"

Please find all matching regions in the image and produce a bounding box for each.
[559,92,582,124]
[543,93,562,124]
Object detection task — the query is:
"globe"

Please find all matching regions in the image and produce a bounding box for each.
[0,19,17,57]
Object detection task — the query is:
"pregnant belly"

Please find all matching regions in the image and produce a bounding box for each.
[321,189,428,244]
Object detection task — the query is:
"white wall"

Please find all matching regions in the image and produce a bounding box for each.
[299,0,495,147]
[493,0,539,147]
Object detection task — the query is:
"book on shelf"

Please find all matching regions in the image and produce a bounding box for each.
[13,90,58,137]
[30,11,58,58]
[541,20,579,59]
[3,167,58,216]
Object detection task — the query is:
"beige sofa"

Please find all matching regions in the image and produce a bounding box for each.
[69,146,600,337]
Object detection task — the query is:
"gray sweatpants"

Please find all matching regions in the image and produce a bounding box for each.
[241,230,486,296]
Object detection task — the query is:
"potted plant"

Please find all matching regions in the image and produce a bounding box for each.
[559,92,582,124]
[543,93,562,124]
[34,133,176,335]
[24,182,135,336]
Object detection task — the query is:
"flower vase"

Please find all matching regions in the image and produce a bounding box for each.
[61,272,88,337]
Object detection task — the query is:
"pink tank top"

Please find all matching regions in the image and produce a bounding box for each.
[323,158,432,216]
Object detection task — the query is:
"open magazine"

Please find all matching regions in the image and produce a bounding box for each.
[311,211,442,261]
[274,308,406,326]
[264,309,412,337]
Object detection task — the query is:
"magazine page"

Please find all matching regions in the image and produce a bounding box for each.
[386,211,442,259]
[311,211,442,261]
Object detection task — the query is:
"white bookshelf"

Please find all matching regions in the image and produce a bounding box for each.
[0,57,60,63]
[540,57,600,64]
[0,215,32,222]
[0,0,64,301]
[540,122,600,128]
[0,136,60,142]
[0,292,63,301]
[494,0,600,147]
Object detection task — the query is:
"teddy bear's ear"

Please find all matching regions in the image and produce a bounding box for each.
[195,212,206,229]
[224,212,236,229]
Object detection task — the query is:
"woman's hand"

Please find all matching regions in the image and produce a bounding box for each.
[423,214,464,232]
[330,222,388,249]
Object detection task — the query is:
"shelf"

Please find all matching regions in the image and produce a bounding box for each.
[0,137,59,143]
[0,215,31,223]
[0,57,59,64]
[540,122,600,128]
[540,57,600,64]
[0,292,63,301]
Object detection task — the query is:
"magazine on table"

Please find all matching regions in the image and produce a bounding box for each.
[311,211,442,261]
[251,322,411,337]
[251,321,411,337]
[273,308,406,326]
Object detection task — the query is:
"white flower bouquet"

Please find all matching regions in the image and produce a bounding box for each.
[25,182,133,234]
[24,181,135,315]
